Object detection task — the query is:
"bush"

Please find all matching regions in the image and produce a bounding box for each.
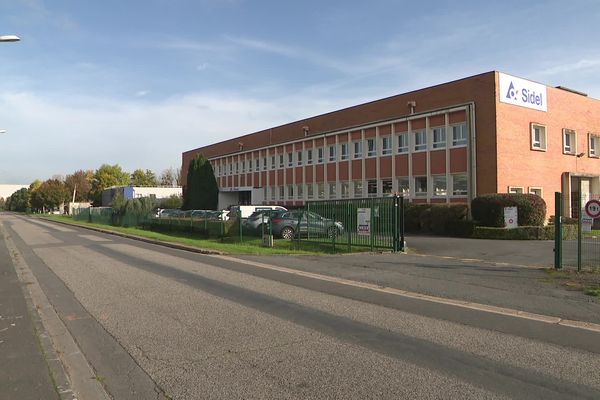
[404,203,469,236]
[471,194,546,227]
[472,225,576,240]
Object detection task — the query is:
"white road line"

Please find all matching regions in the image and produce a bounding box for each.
[211,254,600,334]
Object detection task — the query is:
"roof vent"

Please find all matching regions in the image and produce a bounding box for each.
[556,86,588,97]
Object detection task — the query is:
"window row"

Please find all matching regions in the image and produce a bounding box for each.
[214,124,467,176]
[264,174,468,201]
[508,186,543,197]
[531,124,599,157]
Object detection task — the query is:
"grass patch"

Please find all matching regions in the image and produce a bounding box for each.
[39,215,362,255]
[544,268,600,296]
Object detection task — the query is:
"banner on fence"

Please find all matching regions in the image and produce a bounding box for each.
[357,208,371,236]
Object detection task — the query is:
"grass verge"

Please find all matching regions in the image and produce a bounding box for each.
[39,215,362,255]
[544,268,600,297]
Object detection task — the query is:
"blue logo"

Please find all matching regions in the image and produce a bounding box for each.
[506,81,518,100]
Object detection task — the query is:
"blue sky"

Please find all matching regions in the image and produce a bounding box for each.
[1,0,599,184]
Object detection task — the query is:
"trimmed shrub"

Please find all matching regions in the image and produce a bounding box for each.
[472,225,576,240]
[404,203,469,236]
[471,194,546,227]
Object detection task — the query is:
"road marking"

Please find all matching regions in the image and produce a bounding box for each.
[212,254,600,334]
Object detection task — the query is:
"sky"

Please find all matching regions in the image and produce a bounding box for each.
[1,0,599,184]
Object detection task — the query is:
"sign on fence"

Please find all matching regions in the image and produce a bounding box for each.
[357,208,371,236]
[504,207,518,229]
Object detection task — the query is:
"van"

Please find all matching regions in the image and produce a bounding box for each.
[229,205,287,219]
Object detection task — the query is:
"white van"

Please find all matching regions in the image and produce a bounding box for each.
[229,205,287,219]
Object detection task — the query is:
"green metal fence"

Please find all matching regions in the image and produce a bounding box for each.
[555,191,600,271]
[304,196,404,252]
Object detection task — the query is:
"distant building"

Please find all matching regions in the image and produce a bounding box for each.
[182,71,600,217]
[101,186,182,206]
[0,184,29,200]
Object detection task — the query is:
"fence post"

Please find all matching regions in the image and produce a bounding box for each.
[554,192,562,270]
[393,195,399,252]
[400,196,405,252]
[577,191,582,272]
[370,206,374,252]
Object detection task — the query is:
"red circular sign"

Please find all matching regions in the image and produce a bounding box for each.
[585,199,600,218]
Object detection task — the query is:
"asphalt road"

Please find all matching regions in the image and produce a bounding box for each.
[2,213,600,399]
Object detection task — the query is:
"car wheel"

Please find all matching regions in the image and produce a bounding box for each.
[281,226,295,240]
[327,226,339,238]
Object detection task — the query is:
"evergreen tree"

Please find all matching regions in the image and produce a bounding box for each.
[183,154,218,210]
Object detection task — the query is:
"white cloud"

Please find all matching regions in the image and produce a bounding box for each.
[0,89,356,184]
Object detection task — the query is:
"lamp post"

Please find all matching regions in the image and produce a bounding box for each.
[0,35,20,42]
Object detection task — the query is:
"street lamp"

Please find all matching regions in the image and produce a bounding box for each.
[0,35,20,42]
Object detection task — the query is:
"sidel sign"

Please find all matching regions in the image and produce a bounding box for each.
[499,72,547,112]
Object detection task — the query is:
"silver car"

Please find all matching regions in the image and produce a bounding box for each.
[270,210,344,240]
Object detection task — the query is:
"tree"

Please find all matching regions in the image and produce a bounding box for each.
[65,170,93,202]
[90,164,130,206]
[6,188,30,212]
[0,197,5,211]
[30,179,69,212]
[183,154,218,210]
[131,169,158,186]
[159,194,183,209]
[159,167,176,187]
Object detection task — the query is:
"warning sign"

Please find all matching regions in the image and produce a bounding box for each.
[357,208,371,236]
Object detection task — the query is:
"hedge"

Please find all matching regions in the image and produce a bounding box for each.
[471,194,546,227]
[404,203,472,237]
[472,225,577,240]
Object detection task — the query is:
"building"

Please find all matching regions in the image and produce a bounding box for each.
[101,186,182,207]
[182,71,600,218]
[0,184,29,200]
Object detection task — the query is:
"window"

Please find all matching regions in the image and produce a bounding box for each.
[367,138,377,157]
[414,176,428,196]
[367,180,377,197]
[317,147,324,163]
[381,136,392,155]
[508,186,524,194]
[229,163,233,174]
[452,123,467,146]
[433,175,447,196]
[217,165,222,176]
[341,182,349,198]
[451,174,467,196]
[248,160,252,172]
[241,160,245,173]
[382,179,392,196]
[271,156,276,169]
[279,186,284,199]
[236,162,240,174]
[271,186,276,200]
[353,181,363,198]
[306,150,313,165]
[432,127,446,149]
[354,141,363,158]
[297,184,303,199]
[263,157,267,170]
[329,145,336,162]
[255,159,259,170]
[398,177,409,196]
[563,129,576,154]
[318,183,325,199]
[297,151,303,166]
[307,184,314,199]
[414,130,427,151]
[329,183,336,198]
[340,143,349,160]
[589,134,599,157]
[531,124,546,150]
[279,154,284,168]
[287,152,293,167]
[528,187,542,197]
[397,133,408,153]
[287,185,294,199]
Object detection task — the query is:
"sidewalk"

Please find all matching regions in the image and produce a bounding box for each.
[0,234,58,399]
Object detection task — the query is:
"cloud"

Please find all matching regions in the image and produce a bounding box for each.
[0,89,357,183]
[538,59,600,76]
[136,90,149,97]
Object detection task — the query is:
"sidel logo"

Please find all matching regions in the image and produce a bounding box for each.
[505,81,518,100]
[499,73,547,112]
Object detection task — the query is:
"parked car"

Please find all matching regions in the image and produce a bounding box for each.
[229,205,287,219]
[270,210,344,240]
[242,209,286,232]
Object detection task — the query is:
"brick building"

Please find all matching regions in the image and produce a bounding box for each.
[182,71,600,218]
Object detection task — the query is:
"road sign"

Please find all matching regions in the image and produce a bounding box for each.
[584,199,600,219]
[504,207,518,229]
